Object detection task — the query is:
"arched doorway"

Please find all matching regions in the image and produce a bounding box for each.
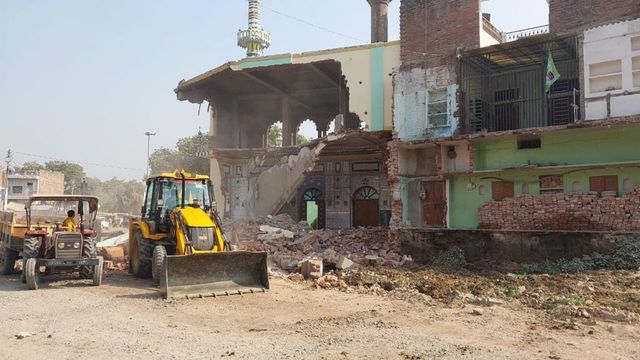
[352,186,380,227]
[300,188,325,229]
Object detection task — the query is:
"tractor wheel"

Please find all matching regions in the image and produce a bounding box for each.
[151,245,167,286]
[92,256,104,286]
[79,237,97,279]
[131,230,153,279]
[1,247,18,275]
[22,237,39,283]
[24,258,39,290]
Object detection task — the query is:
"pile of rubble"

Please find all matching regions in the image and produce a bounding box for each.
[225,214,411,279]
[96,233,129,271]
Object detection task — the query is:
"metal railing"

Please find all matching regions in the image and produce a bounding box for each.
[503,25,549,42]
[462,58,580,134]
[482,17,503,43]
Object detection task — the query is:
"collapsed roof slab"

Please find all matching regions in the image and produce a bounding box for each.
[175,41,400,132]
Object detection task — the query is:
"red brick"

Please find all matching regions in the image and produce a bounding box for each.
[400,0,481,66]
[549,0,640,35]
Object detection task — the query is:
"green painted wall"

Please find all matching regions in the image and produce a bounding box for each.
[449,167,640,229]
[474,126,640,171]
[370,47,385,131]
[306,201,318,229]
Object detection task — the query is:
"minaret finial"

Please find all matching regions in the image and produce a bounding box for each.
[237,0,271,57]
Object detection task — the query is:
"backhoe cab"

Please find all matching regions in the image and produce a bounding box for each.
[129,170,268,298]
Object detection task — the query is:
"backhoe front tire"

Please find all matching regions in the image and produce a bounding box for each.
[79,237,97,279]
[151,245,167,286]
[1,247,18,275]
[131,231,153,279]
[24,258,39,290]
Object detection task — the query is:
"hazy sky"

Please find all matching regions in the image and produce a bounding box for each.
[0,0,549,180]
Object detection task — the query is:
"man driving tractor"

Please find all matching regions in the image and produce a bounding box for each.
[62,210,77,231]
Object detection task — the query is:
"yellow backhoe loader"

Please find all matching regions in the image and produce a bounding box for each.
[128,170,268,298]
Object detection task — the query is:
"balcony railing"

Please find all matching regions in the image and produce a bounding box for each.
[482,17,503,43]
[503,25,549,42]
[461,36,580,134]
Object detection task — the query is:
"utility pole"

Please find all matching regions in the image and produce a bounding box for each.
[145,132,156,179]
[3,150,12,211]
[81,177,87,195]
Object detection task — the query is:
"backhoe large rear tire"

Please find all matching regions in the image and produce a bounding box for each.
[24,258,39,290]
[131,230,152,279]
[1,247,18,275]
[151,245,167,286]
[79,237,97,279]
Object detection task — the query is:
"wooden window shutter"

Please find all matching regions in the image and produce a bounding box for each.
[492,181,514,201]
[590,175,618,193]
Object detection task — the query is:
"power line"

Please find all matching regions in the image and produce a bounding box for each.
[248,0,368,44]
[12,151,145,172]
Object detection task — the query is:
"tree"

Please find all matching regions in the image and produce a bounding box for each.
[44,161,85,194]
[296,134,309,145]
[175,132,209,175]
[149,148,179,176]
[148,133,210,176]
[267,124,283,147]
[15,161,44,175]
[86,177,145,215]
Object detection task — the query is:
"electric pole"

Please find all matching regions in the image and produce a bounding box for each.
[145,132,156,179]
[3,150,12,211]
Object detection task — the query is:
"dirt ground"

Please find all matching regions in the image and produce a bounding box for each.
[1,270,639,360]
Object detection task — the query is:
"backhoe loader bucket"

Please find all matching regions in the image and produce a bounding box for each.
[160,251,269,299]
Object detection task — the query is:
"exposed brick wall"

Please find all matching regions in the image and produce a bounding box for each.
[478,189,640,231]
[400,0,426,64]
[400,0,481,67]
[386,140,403,229]
[549,0,640,35]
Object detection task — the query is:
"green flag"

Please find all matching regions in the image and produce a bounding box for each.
[545,51,560,93]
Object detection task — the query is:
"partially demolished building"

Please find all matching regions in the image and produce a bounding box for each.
[175,0,397,229]
[391,0,640,237]
[175,0,640,256]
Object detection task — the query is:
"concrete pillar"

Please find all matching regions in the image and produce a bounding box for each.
[282,96,292,146]
[231,100,240,148]
[367,0,391,43]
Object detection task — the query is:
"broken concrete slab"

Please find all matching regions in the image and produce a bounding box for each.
[336,255,355,270]
[259,225,295,239]
[300,257,323,280]
[365,255,383,267]
[287,233,320,252]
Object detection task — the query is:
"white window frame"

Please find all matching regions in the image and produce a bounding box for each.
[427,88,449,128]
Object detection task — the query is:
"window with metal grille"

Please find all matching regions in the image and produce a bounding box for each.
[517,135,541,149]
[494,88,520,131]
[539,175,563,194]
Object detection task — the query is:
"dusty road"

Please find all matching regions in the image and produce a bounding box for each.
[0,271,638,360]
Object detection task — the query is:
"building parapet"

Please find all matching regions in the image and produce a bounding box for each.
[502,25,550,42]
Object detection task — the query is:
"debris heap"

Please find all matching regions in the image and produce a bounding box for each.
[224,214,410,275]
